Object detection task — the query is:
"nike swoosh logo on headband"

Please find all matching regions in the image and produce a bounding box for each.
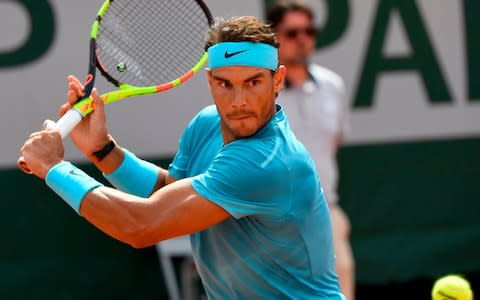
[224,49,248,58]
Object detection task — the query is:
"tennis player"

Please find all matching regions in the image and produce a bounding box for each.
[20,16,344,299]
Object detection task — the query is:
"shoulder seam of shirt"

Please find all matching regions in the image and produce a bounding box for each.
[260,136,281,168]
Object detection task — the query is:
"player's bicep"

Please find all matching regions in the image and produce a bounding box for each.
[144,178,229,244]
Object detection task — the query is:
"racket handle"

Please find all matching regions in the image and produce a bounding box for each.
[18,109,84,174]
[54,109,84,138]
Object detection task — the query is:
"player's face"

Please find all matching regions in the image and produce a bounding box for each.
[275,11,316,65]
[207,65,286,144]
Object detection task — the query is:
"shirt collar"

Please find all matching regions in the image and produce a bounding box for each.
[284,65,318,89]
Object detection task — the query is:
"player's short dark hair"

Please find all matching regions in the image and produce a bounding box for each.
[266,0,314,29]
[204,16,279,51]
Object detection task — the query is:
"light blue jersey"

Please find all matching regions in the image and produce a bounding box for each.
[169,104,343,299]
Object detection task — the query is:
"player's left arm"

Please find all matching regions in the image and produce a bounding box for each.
[20,127,228,247]
[80,178,229,248]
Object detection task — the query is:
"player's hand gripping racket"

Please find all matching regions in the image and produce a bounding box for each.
[18,0,213,173]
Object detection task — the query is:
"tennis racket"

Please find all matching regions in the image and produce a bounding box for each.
[19,0,213,173]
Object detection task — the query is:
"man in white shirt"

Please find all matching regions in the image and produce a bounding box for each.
[268,1,355,299]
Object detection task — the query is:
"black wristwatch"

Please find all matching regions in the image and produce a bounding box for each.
[92,139,116,161]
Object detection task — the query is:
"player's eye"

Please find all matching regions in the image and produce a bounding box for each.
[249,79,260,87]
[220,81,232,89]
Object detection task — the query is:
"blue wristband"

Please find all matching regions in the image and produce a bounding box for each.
[103,149,158,197]
[45,161,103,214]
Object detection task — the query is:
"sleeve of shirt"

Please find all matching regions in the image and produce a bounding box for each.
[168,114,198,180]
[191,141,290,220]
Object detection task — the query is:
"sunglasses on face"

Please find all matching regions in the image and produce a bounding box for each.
[280,26,317,39]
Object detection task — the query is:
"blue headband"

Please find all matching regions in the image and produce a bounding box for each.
[207,41,278,71]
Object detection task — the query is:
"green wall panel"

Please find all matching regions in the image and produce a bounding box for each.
[338,136,480,284]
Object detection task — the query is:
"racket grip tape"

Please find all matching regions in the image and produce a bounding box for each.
[54,109,84,138]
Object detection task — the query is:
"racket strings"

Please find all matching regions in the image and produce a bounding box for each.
[97,0,211,87]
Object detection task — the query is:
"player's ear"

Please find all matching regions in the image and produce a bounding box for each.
[206,68,213,89]
[273,65,286,93]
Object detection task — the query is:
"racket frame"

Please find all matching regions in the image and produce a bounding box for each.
[56,0,212,131]
[18,0,213,172]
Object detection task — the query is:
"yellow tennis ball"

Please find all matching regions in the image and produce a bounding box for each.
[432,274,473,300]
